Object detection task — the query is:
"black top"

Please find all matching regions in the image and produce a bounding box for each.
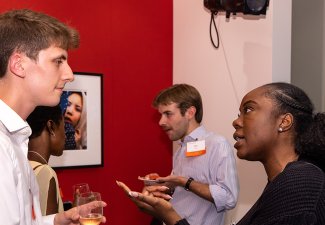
[237,161,325,225]
[175,161,325,225]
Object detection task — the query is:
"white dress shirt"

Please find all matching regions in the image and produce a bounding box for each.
[0,100,55,225]
[171,126,239,225]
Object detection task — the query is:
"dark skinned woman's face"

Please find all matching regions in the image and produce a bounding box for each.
[232,87,281,162]
[51,115,66,156]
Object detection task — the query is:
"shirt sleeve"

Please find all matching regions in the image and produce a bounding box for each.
[208,137,239,212]
[0,139,21,225]
[43,214,55,225]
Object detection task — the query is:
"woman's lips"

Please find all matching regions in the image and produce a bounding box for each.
[233,133,244,149]
[64,117,72,123]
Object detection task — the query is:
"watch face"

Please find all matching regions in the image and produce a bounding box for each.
[246,0,267,12]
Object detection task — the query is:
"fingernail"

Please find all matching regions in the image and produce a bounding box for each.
[128,191,139,198]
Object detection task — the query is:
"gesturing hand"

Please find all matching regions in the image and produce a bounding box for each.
[116,180,181,225]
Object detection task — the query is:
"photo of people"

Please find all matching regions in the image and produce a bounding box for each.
[60,91,87,150]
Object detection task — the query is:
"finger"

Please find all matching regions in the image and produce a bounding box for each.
[116,181,142,201]
[156,176,170,182]
[101,216,107,223]
[142,188,150,196]
[116,180,132,195]
[151,192,173,200]
[133,192,160,206]
[128,191,154,209]
[61,206,80,222]
[145,185,169,192]
[91,200,107,208]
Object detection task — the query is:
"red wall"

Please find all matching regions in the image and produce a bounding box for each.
[1,1,173,224]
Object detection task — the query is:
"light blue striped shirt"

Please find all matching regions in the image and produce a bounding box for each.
[171,126,239,225]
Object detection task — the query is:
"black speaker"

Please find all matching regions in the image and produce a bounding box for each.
[204,0,269,18]
[244,0,269,15]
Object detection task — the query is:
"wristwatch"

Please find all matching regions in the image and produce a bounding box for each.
[175,219,190,225]
[184,177,194,191]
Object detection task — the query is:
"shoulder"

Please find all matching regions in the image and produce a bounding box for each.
[0,122,11,146]
[257,161,325,221]
[0,123,15,159]
[205,132,233,152]
[204,129,229,144]
[284,161,325,182]
[33,163,57,177]
[267,161,325,202]
[41,164,56,174]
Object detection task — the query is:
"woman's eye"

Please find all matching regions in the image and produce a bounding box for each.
[243,107,252,114]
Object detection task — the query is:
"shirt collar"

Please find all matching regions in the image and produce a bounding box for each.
[0,99,30,133]
[181,125,206,144]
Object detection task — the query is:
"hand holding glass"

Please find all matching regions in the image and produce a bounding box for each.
[76,192,103,225]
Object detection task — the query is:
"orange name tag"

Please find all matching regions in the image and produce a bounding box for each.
[186,140,206,157]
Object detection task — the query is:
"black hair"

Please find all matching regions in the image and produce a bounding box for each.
[263,82,325,172]
[27,105,63,139]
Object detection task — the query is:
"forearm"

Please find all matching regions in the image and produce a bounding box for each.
[165,176,214,202]
[182,177,214,203]
[163,211,183,225]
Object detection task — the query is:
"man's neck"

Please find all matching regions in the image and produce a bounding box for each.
[180,122,201,142]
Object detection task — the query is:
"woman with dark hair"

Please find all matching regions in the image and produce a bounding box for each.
[117,82,325,225]
[27,105,65,215]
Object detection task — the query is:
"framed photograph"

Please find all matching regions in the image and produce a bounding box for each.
[49,72,103,168]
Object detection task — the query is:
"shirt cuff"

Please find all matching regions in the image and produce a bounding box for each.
[209,184,227,212]
[43,214,55,225]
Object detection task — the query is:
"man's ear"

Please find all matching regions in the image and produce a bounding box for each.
[185,106,196,120]
[8,52,26,78]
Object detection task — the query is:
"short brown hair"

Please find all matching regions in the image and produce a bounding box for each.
[152,84,203,123]
[0,9,80,77]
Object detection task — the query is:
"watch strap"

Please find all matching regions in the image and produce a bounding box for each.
[184,177,194,191]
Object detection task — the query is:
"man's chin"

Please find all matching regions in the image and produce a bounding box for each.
[40,99,60,107]
[168,135,179,141]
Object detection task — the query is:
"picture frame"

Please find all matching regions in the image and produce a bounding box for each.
[49,72,103,168]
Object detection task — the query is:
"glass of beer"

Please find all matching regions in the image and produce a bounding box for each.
[76,192,103,225]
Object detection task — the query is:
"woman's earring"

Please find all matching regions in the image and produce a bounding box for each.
[278,127,283,132]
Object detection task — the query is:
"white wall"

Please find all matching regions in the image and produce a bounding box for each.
[173,0,291,223]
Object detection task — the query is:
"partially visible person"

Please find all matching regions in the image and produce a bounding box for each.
[63,91,87,149]
[117,82,325,225]
[27,105,65,215]
[0,8,106,225]
[143,84,239,225]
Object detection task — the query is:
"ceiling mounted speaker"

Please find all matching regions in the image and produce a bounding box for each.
[204,0,269,18]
